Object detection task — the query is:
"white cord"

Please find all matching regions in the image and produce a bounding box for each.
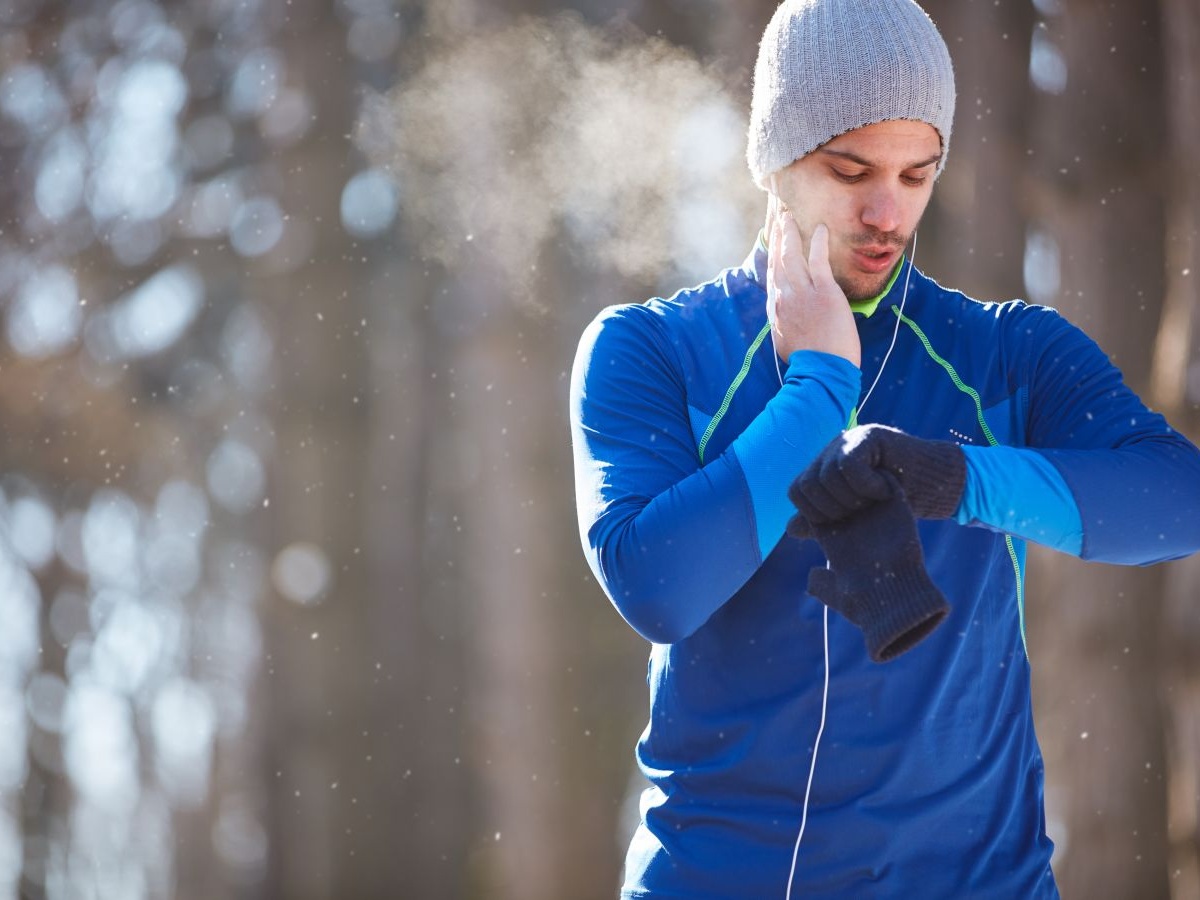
[782,231,919,898]
[785,603,829,900]
[859,230,917,417]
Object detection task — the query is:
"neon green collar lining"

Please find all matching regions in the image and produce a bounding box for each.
[851,256,904,317]
[755,229,904,319]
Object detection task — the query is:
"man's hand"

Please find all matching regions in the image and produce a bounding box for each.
[788,424,967,523]
[766,198,860,368]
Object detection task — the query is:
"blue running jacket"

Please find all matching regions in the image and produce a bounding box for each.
[569,242,1200,899]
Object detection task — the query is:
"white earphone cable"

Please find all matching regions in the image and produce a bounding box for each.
[859,229,918,417]
[782,231,918,899]
[785,602,829,900]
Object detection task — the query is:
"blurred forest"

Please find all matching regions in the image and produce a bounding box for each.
[0,0,1196,898]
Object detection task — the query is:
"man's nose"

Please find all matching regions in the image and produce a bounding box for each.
[861,188,901,234]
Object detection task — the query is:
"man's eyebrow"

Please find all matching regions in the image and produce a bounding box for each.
[819,149,942,170]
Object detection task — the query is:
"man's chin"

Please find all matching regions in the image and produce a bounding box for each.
[839,271,894,304]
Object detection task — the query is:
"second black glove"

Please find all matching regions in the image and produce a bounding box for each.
[787,476,950,662]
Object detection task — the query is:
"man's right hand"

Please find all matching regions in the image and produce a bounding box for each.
[766,201,861,369]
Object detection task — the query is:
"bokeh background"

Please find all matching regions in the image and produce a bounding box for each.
[0,0,1197,897]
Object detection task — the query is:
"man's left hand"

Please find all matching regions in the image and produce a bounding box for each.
[789,424,967,524]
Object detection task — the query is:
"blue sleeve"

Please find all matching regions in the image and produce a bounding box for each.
[570,306,860,644]
[732,348,862,559]
[959,306,1200,565]
[954,445,1083,554]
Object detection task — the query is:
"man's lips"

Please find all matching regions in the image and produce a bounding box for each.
[850,245,900,274]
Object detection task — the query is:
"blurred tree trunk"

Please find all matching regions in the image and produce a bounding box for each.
[360,250,471,900]
[1026,2,1171,897]
[259,3,473,898]
[919,0,1034,302]
[1154,1,1200,896]
[709,0,779,80]
[459,283,564,899]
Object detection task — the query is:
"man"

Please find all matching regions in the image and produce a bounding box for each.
[569,0,1200,897]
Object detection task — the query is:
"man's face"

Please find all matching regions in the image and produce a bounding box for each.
[769,120,942,302]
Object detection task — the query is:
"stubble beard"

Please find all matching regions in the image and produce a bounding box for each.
[836,230,911,302]
[837,268,896,304]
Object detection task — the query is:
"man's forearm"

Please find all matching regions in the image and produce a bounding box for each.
[956,436,1200,563]
[578,351,859,643]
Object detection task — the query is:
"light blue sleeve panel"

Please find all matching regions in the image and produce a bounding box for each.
[732,350,861,560]
[954,444,1083,555]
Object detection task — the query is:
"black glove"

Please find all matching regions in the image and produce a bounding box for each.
[788,424,966,525]
[787,476,950,662]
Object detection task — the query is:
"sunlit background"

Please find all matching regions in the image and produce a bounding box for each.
[0,0,1197,898]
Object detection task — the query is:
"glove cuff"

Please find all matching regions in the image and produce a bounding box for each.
[902,440,967,519]
[857,558,950,662]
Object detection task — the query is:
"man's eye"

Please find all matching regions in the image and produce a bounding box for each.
[833,170,866,183]
[902,174,929,187]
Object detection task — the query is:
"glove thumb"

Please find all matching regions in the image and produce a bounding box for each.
[806,566,839,606]
[786,510,815,541]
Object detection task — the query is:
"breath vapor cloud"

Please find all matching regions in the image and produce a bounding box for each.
[360,14,762,295]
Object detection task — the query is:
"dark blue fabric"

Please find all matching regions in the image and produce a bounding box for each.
[568,243,1200,899]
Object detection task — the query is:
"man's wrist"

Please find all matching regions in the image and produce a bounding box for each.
[901,438,967,519]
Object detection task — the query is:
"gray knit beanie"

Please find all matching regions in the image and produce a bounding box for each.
[747,0,956,188]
